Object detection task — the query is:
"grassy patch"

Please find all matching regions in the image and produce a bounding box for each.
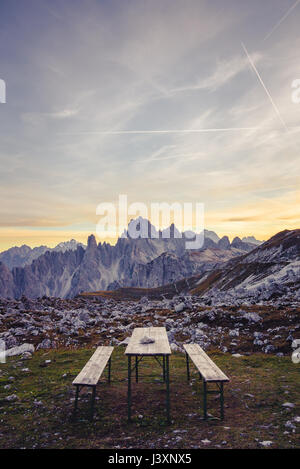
[0,347,299,449]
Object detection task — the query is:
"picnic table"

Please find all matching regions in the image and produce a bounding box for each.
[125,327,171,424]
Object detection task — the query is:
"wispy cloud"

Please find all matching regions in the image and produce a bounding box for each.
[22,108,79,125]
[49,109,79,119]
[166,53,263,95]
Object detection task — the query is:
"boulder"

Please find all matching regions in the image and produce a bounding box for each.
[119,337,130,346]
[37,338,51,349]
[174,303,185,313]
[5,343,35,357]
[242,312,261,323]
[170,343,181,352]
[5,394,18,402]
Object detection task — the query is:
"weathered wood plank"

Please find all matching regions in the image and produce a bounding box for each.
[184,344,229,382]
[73,346,113,386]
[125,327,171,355]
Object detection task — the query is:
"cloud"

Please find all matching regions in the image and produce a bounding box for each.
[48,109,79,119]
[1,0,300,248]
[166,52,263,95]
[22,108,78,124]
[222,216,265,222]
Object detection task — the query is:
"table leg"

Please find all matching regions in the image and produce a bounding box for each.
[166,355,170,424]
[128,355,132,422]
[163,356,166,381]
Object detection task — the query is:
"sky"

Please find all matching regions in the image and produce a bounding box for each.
[0,0,299,250]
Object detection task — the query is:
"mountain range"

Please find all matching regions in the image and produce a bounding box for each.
[0,239,85,270]
[0,218,264,299]
[82,229,300,303]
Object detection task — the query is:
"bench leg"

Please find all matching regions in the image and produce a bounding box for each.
[135,355,138,383]
[108,357,111,383]
[74,385,80,414]
[186,352,190,382]
[220,382,224,420]
[165,355,171,425]
[128,355,132,422]
[90,386,96,421]
[203,381,207,420]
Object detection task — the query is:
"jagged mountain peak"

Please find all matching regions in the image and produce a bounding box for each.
[87,234,97,250]
[242,235,263,245]
[204,229,220,243]
[54,239,85,252]
[218,235,231,250]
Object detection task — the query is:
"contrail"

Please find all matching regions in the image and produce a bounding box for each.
[62,127,261,135]
[241,42,288,131]
[264,0,300,41]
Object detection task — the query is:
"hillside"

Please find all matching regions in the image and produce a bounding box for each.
[191,229,300,302]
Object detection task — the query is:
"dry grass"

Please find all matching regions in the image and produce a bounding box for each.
[0,347,299,449]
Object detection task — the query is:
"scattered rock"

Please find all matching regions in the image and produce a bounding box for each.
[260,441,273,447]
[243,312,261,323]
[5,394,18,402]
[118,337,130,346]
[5,343,35,357]
[170,343,181,352]
[285,421,296,430]
[201,439,211,445]
[37,339,51,350]
[33,400,43,407]
[174,303,185,313]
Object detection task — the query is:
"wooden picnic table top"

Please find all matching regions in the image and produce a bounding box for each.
[125,327,171,356]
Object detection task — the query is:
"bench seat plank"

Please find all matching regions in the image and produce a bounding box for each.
[73,346,113,386]
[184,344,229,382]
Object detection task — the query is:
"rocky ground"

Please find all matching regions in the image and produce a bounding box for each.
[0,295,299,357]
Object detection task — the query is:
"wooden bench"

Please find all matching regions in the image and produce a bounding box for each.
[183,344,229,420]
[72,346,113,420]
